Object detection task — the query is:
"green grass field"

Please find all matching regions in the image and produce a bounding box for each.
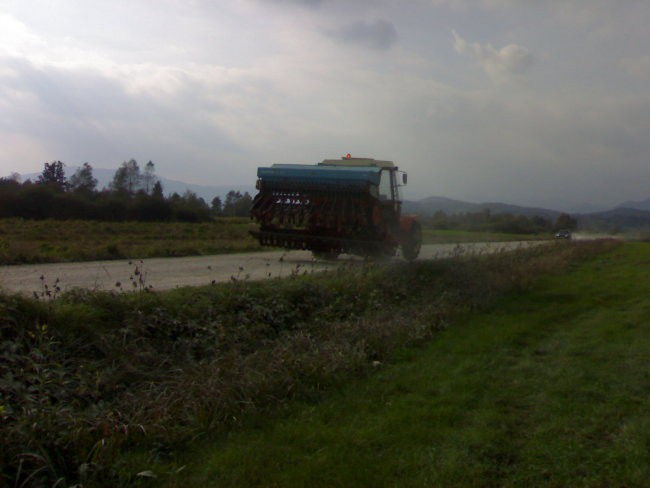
[0,218,542,265]
[0,218,261,264]
[151,242,650,487]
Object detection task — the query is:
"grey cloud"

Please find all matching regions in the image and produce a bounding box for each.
[432,0,512,9]
[2,1,649,209]
[621,56,650,79]
[327,19,397,50]
[407,87,650,208]
[452,30,532,82]
[0,58,134,122]
[0,56,246,180]
[284,0,322,5]
[258,0,323,7]
[433,0,650,35]
[253,0,387,9]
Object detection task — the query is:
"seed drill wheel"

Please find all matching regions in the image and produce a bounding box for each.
[402,221,422,262]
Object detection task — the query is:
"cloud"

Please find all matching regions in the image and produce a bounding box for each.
[0,13,42,53]
[406,84,650,208]
[327,19,397,50]
[265,0,323,6]
[432,0,599,11]
[2,0,649,209]
[621,56,650,79]
[0,54,252,180]
[432,0,515,9]
[452,30,532,83]
[433,0,650,33]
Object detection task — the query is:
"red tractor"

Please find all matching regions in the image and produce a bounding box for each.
[250,155,422,261]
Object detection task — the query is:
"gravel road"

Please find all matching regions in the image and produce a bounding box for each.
[0,241,541,295]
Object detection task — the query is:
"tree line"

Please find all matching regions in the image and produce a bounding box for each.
[0,160,253,222]
[421,208,577,234]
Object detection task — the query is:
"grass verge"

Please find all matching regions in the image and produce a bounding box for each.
[0,240,618,486]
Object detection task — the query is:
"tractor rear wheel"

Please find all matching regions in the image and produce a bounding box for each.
[402,222,422,262]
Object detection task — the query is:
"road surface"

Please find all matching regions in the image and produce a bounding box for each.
[0,242,541,295]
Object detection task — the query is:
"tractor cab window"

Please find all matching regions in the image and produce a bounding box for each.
[378,169,393,200]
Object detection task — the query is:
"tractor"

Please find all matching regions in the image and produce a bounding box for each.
[250,155,422,261]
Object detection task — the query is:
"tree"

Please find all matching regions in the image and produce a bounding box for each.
[211,196,223,215]
[171,190,211,222]
[110,159,141,195]
[130,191,172,221]
[555,213,577,231]
[0,177,22,218]
[238,192,253,217]
[16,184,56,219]
[222,190,252,217]
[222,190,241,216]
[142,160,157,194]
[69,163,98,194]
[37,161,67,191]
[429,210,451,229]
[152,180,164,199]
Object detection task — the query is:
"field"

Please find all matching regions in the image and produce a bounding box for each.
[0,218,260,265]
[0,218,545,265]
[157,241,650,487]
[0,239,626,486]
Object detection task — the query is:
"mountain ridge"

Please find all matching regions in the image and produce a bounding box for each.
[402,195,650,231]
[403,196,562,220]
[617,197,650,212]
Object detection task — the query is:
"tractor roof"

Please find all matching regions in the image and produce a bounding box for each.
[319,157,396,169]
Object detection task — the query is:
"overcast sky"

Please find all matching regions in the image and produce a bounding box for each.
[1,0,649,210]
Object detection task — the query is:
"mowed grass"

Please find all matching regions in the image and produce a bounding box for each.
[160,243,650,487]
[0,218,261,264]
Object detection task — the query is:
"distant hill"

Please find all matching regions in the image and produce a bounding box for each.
[616,197,650,212]
[577,207,650,231]
[404,195,650,231]
[403,196,481,215]
[17,167,255,203]
[403,196,562,220]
